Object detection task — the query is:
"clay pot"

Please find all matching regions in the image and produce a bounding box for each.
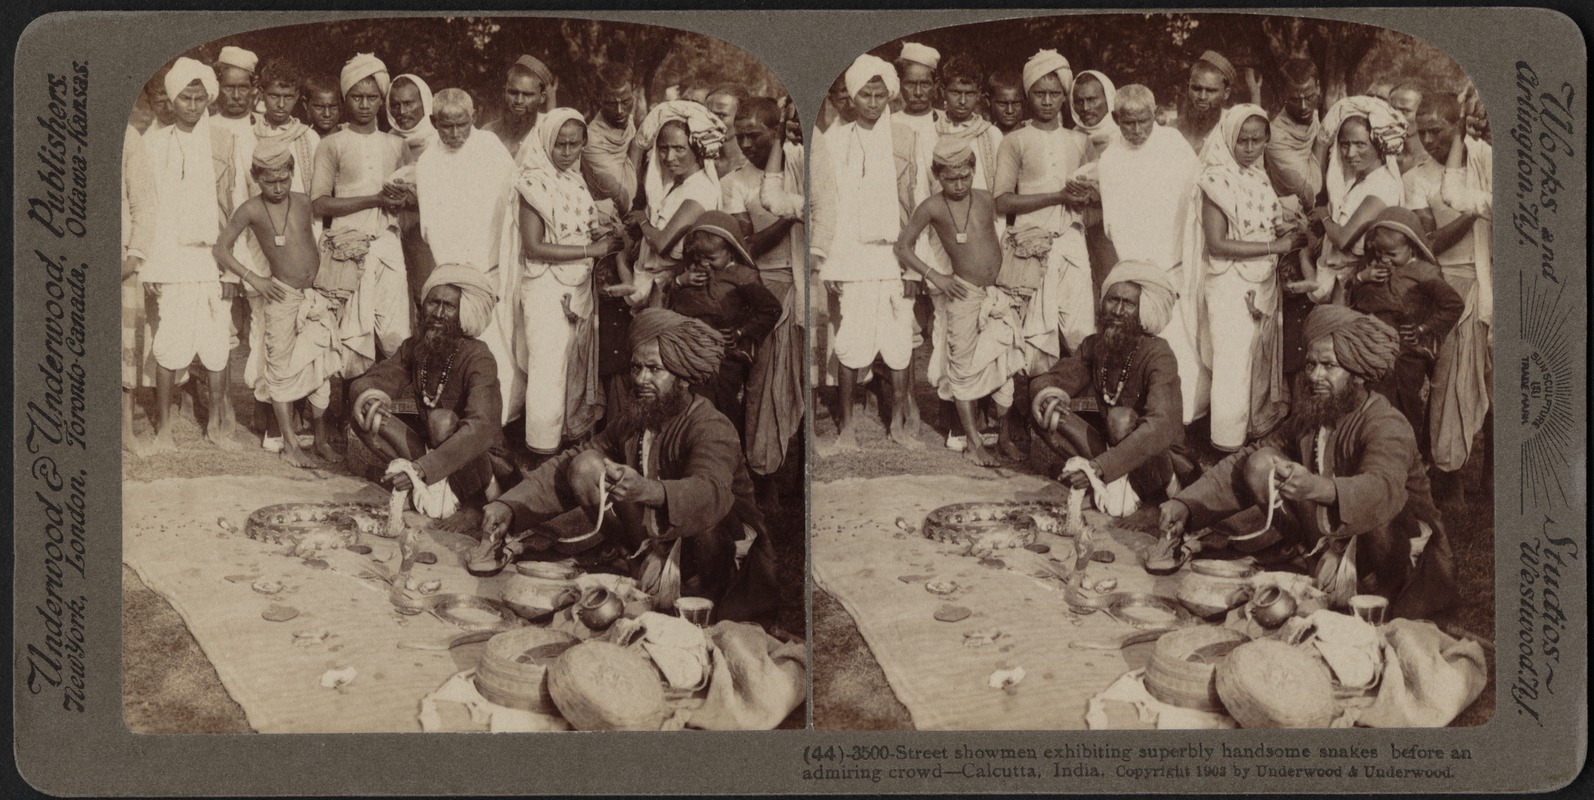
[1248,585,1298,629]
[576,587,625,630]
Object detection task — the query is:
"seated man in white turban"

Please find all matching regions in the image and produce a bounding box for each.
[349,264,516,531]
[1029,261,1194,516]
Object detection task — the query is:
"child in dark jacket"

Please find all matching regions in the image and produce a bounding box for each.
[665,211,782,429]
[1348,206,1464,460]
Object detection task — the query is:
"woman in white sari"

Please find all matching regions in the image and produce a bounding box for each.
[613,103,726,307]
[1198,104,1302,450]
[1308,96,1405,304]
[509,107,622,453]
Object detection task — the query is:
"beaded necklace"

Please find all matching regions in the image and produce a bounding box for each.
[1098,338,1142,406]
[417,340,462,408]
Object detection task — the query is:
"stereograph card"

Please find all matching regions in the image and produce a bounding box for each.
[8,4,1587,796]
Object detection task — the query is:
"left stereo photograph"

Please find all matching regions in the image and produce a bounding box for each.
[118,15,809,734]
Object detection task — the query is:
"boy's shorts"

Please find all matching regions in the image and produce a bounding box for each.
[833,278,913,371]
[151,281,231,372]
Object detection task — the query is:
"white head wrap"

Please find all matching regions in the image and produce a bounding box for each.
[1022,49,1073,95]
[1069,69,1119,147]
[340,53,391,97]
[898,42,941,71]
[215,45,258,75]
[1102,260,1178,336]
[845,54,899,101]
[164,57,218,105]
[386,74,436,142]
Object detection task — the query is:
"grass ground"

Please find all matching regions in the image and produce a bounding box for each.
[122,345,807,731]
[809,352,1496,729]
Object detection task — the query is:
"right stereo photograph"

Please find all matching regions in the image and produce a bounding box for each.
[807,13,1495,731]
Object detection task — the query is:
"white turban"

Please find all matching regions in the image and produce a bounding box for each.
[1103,260,1178,336]
[1022,49,1073,95]
[340,53,391,97]
[845,54,899,101]
[423,264,499,338]
[898,42,941,70]
[163,57,217,105]
[216,45,258,75]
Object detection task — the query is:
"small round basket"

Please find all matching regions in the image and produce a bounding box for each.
[547,641,669,731]
[1144,627,1250,711]
[1215,639,1335,728]
[923,501,1069,547]
[475,628,581,713]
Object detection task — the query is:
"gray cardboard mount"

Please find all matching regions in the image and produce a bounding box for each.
[10,7,1587,796]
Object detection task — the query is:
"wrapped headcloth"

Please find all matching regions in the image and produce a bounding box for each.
[932,136,975,169]
[687,211,756,266]
[1364,206,1439,265]
[628,308,725,387]
[1022,49,1072,95]
[845,54,899,100]
[340,53,391,97]
[898,42,941,70]
[163,57,218,105]
[422,263,499,338]
[513,55,555,89]
[1303,305,1401,381]
[1102,260,1178,335]
[216,46,259,75]
[251,138,295,172]
[1197,50,1237,87]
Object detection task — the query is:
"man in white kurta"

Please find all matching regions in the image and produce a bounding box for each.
[1098,84,1208,423]
[416,88,517,422]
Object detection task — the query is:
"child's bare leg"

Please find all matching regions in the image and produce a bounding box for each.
[888,367,923,450]
[312,403,341,463]
[996,403,1026,462]
[205,364,241,449]
[956,398,996,466]
[273,400,313,467]
[820,366,860,454]
[122,390,147,455]
[150,367,177,452]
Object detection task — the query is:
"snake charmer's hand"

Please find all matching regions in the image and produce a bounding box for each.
[1030,387,1069,429]
[1059,460,1099,490]
[1274,460,1336,504]
[481,501,514,543]
[381,463,421,493]
[603,460,665,505]
[1158,499,1190,539]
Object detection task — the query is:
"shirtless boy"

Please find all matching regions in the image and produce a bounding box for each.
[214,143,341,467]
[894,140,1022,466]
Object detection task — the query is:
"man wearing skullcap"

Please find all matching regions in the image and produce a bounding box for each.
[214,137,342,468]
[141,57,243,452]
[814,53,933,454]
[1178,50,1234,158]
[1028,261,1193,516]
[483,55,553,163]
[311,53,409,370]
[895,42,942,141]
[993,49,1097,376]
[349,264,516,528]
[1161,304,1456,620]
[482,308,777,623]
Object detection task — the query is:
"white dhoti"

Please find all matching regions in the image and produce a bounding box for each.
[1205,268,1284,449]
[519,273,594,453]
[1019,230,1095,375]
[151,281,231,372]
[833,279,914,371]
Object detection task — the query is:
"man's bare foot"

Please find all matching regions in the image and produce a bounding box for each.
[998,439,1027,462]
[963,443,999,467]
[315,440,344,464]
[206,427,242,450]
[123,433,148,457]
[438,506,485,534]
[817,425,860,456]
[148,430,177,453]
[279,447,316,468]
[889,418,924,450]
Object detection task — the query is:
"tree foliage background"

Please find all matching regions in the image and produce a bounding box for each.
[168,16,787,123]
[865,13,1474,113]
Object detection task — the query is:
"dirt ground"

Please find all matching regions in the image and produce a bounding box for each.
[809,355,1497,730]
[122,359,807,732]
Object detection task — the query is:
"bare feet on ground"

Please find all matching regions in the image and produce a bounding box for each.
[438,506,484,534]
[817,425,860,456]
[998,439,1026,463]
[147,430,177,454]
[963,443,999,467]
[206,426,243,451]
[315,440,344,463]
[124,434,148,457]
[279,447,316,468]
[888,416,924,450]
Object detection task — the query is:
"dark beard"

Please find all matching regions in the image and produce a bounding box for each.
[414,319,465,370]
[1096,314,1146,367]
[1291,372,1366,430]
[1185,103,1220,132]
[615,381,693,432]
